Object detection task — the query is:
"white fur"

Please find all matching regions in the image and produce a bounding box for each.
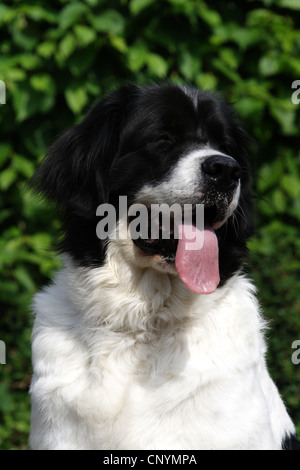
[136,148,240,232]
[30,231,295,450]
[136,147,233,206]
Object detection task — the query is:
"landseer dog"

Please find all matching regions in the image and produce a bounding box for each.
[29,83,300,450]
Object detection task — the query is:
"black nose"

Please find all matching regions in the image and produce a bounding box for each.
[202,155,242,187]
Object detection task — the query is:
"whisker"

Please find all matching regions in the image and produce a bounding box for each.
[232,212,240,239]
[236,205,248,226]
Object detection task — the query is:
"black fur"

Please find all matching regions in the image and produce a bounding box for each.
[30,83,254,284]
[282,433,300,450]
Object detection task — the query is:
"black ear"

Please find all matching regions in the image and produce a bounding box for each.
[30,85,134,217]
[29,85,137,266]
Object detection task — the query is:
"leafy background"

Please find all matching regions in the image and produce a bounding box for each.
[0,0,300,450]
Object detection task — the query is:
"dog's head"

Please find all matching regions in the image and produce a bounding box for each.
[32,83,254,293]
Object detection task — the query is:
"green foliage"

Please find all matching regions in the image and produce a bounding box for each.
[0,0,300,449]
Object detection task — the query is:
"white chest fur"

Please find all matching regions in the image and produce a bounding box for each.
[30,257,295,450]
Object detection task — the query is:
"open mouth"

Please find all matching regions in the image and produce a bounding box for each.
[130,204,220,262]
[130,204,223,295]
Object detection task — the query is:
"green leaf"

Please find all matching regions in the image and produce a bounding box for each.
[0,167,17,191]
[0,144,11,168]
[73,25,97,47]
[231,28,261,50]
[30,74,56,95]
[15,54,41,70]
[259,54,281,76]
[269,100,298,135]
[14,266,36,292]
[85,80,101,97]
[30,233,53,252]
[11,28,38,51]
[179,51,202,80]
[212,58,241,83]
[219,48,239,70]
[36,41,56,59]
[12,85,55,121]
[0,5,17,26]
[196,73,218,91]
[57,33,76,62]
[167,0,196,13]
[22,5,57,23]
[59,3,89,31]
[257,160,284,193]
[272,189,286,213]
[196,6,221,27]
[65,86,88,114]
[146,53,168,78]
[0,385,13,413]
[235,97,265,118]
[109,36,128,54]
[285,57,300,75]
[90,10,125,36]
[281,175,300,198]
[0,56,17,72]
[12,155,35,178]
[130,0,157,15]
[278,0,300,10]
[127,41,147,72]
[1,68,26,81]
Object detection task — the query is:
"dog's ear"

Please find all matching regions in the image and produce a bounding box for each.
[30,85,134,217]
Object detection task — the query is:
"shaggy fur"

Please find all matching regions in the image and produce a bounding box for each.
[30,83,298,450]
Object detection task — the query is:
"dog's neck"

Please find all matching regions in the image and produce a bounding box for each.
[62,248,206,337]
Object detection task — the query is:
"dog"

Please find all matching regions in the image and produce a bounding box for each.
[29,83,300,450]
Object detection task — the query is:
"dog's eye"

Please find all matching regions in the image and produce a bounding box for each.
[155,134,174,152]
[156,134,173,142]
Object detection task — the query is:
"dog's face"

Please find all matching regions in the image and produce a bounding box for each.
[32,84,254,292]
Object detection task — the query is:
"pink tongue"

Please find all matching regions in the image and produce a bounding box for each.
[175,224,220,294]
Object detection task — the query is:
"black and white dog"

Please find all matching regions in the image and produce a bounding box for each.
[30,83,299,450]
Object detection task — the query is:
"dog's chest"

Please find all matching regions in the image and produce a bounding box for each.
[31,273,287,449]
[89,321,269,450]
